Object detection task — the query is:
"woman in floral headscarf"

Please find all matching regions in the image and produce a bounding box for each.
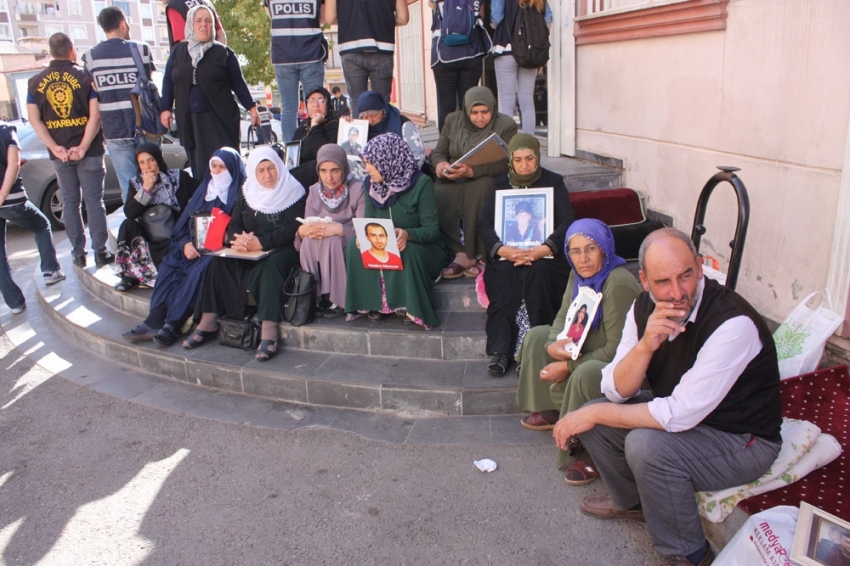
[515,218,642,483]
[344,133,446,329]
[478,133,574,377]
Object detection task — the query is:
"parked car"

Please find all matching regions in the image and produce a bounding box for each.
[240,106,279,147]
[15,122,190,230]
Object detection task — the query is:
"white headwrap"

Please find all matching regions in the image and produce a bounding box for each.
[205,155,232,203]
[243,146,305,214]
[185,5,215,68]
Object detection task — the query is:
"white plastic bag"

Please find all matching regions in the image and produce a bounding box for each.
[713,505,798,566]
[773,290,843,379]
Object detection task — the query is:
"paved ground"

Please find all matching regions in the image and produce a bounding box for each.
[0,226,659,565]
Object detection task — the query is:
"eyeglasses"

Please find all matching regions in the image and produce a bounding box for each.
[306,97,327,105]
[567,244,600,258]
[360,110,384,119]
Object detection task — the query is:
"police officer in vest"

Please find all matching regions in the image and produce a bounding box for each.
[264,0,326,142]
[324,0,409,117]
[162,0,226,47]
[83,7,156,205]
[27,33,111,269]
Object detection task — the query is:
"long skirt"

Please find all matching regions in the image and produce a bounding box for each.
[198,247,299,322]
[187,110,239,179]
[434,175,492,259]
[483,256,569,357]
[299,234,347,309]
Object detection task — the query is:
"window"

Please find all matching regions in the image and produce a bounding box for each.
[94,0,106,15]
[0,0,8,11]
[573,0,729,45]
[68,1,81,15]
[44,24,62,36]
[158,25,168,40]
[142,26,155,41]
[0,24,11,39]
[139,4,152,19]
[113,0,131,20]
[69,25,87,40]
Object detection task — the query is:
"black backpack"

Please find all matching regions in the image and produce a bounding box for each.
[128,42,168,139]
[438,0,477,46]
[511,4,550,69]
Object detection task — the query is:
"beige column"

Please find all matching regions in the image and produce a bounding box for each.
[548,0,576,157]
[826,112,850,337]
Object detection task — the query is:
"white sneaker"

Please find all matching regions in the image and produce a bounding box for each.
[43,270,66,285]
[11,303,25,314]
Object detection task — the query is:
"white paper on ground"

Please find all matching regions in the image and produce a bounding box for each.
[474,459,497,472]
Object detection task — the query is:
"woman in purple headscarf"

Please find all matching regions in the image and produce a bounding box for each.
[515,218,643,482]
[344,133,446,328]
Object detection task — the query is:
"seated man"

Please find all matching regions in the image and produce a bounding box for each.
[553,227,782,566]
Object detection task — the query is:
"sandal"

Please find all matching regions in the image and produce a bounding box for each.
[152,324,179,347]
[487,353,511,377]
[182,329,217,349]
[520,410,560,431]
[367,311,386,320]
[441,262,467,280]
[114,276,139,293]
[564,460,599,486]
[255,339,277,361]
[463,262,484,278]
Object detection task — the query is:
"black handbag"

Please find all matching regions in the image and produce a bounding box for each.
[282,268,317,327]
[139,204,176,242]
[218,316,261,351]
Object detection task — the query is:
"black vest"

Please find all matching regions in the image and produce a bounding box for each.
[267,0,325,64]
[634,277,782,442]
[170,43,240,151]
[27,59,105,159]
[337,0,397,54]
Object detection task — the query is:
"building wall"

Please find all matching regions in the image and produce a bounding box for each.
[574,0,850,321]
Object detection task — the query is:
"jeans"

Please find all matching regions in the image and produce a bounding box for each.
[340,52,394,117]
[0,199,61,307]
[107,138,158,203]
[274,61,326,142]
[493,55,538,135]
[53,155,108,260]
[432,57,483,132]
[579,394,781,558]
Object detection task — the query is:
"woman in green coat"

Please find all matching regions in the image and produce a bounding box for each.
[515,219,642,480]
[344,133,446,329]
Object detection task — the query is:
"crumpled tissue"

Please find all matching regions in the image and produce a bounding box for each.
[474,458,497,472]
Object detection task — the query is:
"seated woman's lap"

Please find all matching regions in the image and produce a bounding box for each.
[248,247,299,321]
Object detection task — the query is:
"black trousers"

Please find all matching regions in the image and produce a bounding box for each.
[432,57,484,132]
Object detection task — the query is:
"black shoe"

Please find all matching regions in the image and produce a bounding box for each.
[72,255,87,268]
[152,323,179,346]
[487,353,511,377]
[122,322,159,343]
[95,251,115,267]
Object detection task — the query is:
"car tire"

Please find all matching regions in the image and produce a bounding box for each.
[41,182,65,231]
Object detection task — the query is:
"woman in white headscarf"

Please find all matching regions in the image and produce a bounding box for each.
[160,4,260,177]
[186,146,306,361]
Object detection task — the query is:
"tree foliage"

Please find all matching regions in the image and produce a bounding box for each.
[215,0,274,86]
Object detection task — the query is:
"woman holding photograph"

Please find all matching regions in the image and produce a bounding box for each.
[344,133,446,329]
[567,304,588,342]
[477,133,573,376]
[294,144,366,317]
[122,147,246,345]
[114,143,199,292]
[289,87,341,189]
[356,91,425,168]
[515,218,642,483]
[432,86,517,279]
[186,146,306,360]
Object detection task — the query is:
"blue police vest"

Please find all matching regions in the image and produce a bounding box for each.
[268,0,325,65]
[82,39,153,140]
[337,0,397,55]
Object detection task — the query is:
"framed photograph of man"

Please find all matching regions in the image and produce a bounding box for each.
[338,119,368,158]
[191,211,213,254]
[352,218,404,271]
[284,141,301,169]
[494,188,554,250]
[556,286,603,360]
[791,502,850,566]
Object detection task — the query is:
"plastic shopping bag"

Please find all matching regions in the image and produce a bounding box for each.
[713,505,798,566]
[773,290,843,380]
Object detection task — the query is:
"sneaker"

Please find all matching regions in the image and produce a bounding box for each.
[95,251,115,267]
[43,270,66,285]
[11,303,25,314]
[72,255,87,268]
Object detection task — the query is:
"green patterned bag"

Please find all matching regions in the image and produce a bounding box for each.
[773,289,843,379]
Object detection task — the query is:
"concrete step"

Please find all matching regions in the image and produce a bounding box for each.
[39,260,516,416]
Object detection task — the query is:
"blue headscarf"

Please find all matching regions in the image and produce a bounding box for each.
[357,91,402,138]
[172,147,246,241]
[564,218,626,330]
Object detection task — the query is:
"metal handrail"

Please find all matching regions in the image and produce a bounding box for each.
[690,166,750,291]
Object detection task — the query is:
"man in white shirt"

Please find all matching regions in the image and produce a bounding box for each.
[553,227,782,566]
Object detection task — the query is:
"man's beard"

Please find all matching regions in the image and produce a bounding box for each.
[648,284,701,326]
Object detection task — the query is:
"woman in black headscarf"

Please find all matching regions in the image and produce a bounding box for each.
[356,91,425,168]
[289,86,341,189]
[113,143,199,292]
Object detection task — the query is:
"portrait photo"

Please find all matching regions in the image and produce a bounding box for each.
[352,218,404,271]
[284,141,301,170]
[338,119,368,158]
[556,286,603,360]
[792,502,850,566]
[494,188,554,250]
[191,211,213,254]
